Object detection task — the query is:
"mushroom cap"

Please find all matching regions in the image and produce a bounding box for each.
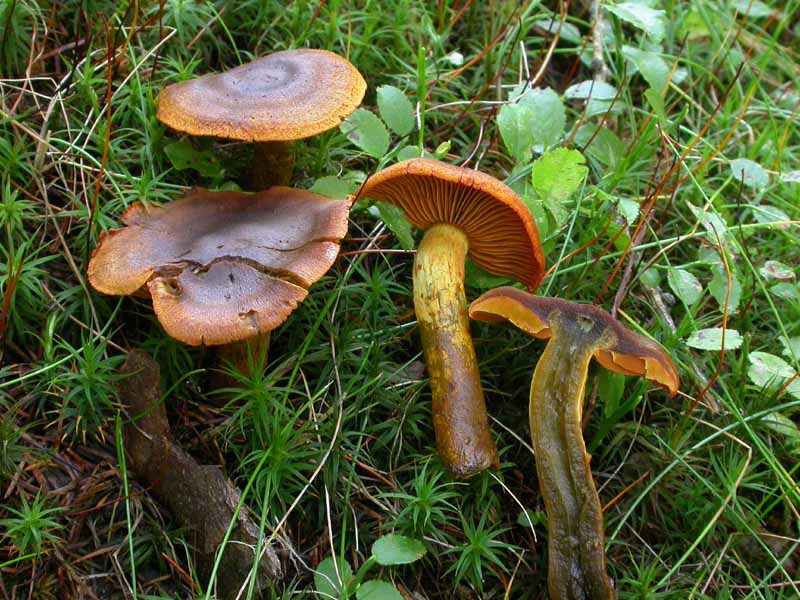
[357,159,545,291]
[469,287,679,395]
[156,49,367,142]
[88,187,350,346]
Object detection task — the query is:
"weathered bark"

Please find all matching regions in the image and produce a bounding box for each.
[118,350,282,598]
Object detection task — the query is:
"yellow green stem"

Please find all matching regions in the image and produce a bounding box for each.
[529,312,615,600]
[413,223,498,477]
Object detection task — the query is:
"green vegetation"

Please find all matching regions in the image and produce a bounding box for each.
[1,0,799,598]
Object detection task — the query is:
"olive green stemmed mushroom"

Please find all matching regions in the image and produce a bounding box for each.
[469,288,679,600]
[156,49,366,190]
[358,159,545,478]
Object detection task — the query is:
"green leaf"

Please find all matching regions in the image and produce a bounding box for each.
[377,85,415,137]
[709,264,741,313]
[371,534,426,566]
[310,175,358,199]
[759,260,795,281]
[573,125,624,168]
[598,369,626,418]
[531,148,588,226]
[752,204,790,227]
[667,268,703,306]
[781,337,800,360]
[341,108,390,159]
[616,198,640,225]
[761,412,800,455]
[686,203,728,241]
[748,352,800,398]
[370,202,415,250]
[732,0,773,17]
[730,158,769,190]
[163,139,224,178]
[623,46,670,93]
[686,327,743,351]
[465,260,512,289]
[356,580,404,600]
[314,556,353,598]
[606,2,666,42]
[563,80,620,117]
[771,282,800,302]
[533,18,583,44]
[498,87,565,161]
[516,508,547,528]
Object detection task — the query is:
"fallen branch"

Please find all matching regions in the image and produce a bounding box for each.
[118,350,282,598]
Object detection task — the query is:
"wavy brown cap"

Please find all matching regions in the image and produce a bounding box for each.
[469,287,679,395]
[357,159,545,291]
[88,187,350,346]
[156,49,367,142]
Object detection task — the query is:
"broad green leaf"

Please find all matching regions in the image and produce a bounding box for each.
[667,268,703,305]
[314,556,353,597]
[644,88,668,124]
[733,0,773,17]
[523,87,566,150]
[371,534,426,566]
[623,46,670,92]
[377,85,415,136]
[340,108,390,159]
[606,2,666,42]
[640,267,661,288]
[516,509,547,528]
[395,145,433,162]
[356,580,404,600]
[686,203,728,240]
[709,264,741,313]
[781,336,800,360]
[310,175,357,199]
[616,198,640,225]
[564,80,620,117]
[465,260,511,289]
[771,282,800,302]
[573,124,624,168]
[533,18,583,44]
[780,170,800,184]
[758,260,795,281]
[599,370,626,418]
[761,412,800,455]
[730,158,769,190]
[686,327,743,351]
[531,148,588,225]
[748,352,800,398]
[498,101,533,162]
[370,202,415,250]
[163,139,224,178]
[752,204,791,227]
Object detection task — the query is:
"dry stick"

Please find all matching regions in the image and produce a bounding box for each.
[590,0,609,83]
[117,351,282,597]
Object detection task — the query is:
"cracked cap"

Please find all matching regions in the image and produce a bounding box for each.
[156,49,366,142]
[88,187,350,346]
[469,287,679,395]
[357,159,545,291]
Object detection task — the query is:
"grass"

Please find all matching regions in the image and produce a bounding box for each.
[1,0,799,598]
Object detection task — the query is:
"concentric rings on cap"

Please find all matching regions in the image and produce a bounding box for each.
[357,159,545,291]
[156,49,367,142]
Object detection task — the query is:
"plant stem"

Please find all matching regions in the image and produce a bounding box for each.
[413,223,498,477]
[529,312,615,600]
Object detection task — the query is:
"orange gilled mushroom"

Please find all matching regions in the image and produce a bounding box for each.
[469,288,679,600]
[88,187,350,346]
[156,49,366,190]
[358,159,545,478]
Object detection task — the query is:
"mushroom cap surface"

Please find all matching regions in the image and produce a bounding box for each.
[88,187,350,346]
[156,49,366,142]
[357,159,545,290]
[469,287,679,395]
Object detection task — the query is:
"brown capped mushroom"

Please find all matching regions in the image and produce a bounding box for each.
[88,186,349,346]
[357,159,545,477]
[469,288,679,600]
[157,49,366,189]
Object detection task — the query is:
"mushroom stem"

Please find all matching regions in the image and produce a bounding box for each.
[212,332,271,393]
[251,140,296,189]
[529,312,615,600]
[413,223,498,477]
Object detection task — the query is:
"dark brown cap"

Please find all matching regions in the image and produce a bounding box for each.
[156,49,366,142]
[469,287,679,395]
[88,187,350,345]
[357,159,545,291]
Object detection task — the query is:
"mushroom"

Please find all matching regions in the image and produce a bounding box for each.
[88,186,350,346]
[156,49,367,189]
[357,159,545,477]
[468,288,679,600]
